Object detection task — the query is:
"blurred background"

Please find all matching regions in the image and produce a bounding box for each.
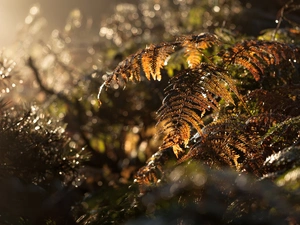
[0,0,137,47]
[0,0,299,224]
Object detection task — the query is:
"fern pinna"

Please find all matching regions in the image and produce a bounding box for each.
[101,33,219,85]
[99,32,300,190]
[157,63,237,157]
[222,40,300,83]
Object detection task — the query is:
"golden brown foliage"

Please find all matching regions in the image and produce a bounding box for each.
[102,33,219,86]
[157,63,237,157]
[222,40,300,82]
[179,33,220,68]
[100,32,300,191]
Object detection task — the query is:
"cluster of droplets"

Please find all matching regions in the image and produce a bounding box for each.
[0,55,17,98]
[0,103,89,187]
[98,0,243,49]
[99,4,142,46]
[10,4,103,105]
[12,0,244,112]
[17,3,46,51]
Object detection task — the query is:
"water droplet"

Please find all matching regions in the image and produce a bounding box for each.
[213,6,220,12]
[154,4,160,11]
[30,5,40,15]
[25,15,33,24]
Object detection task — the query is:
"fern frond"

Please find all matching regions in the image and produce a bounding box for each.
[157,63,237,157]
[178,112,296,176]
[179,118,258,171]
[104,43,175,87]
[141,43,175,81]
[110,49,143,84]
[179,33,219,68]
[102,33,220,89]
[247,85,300,116]
[260,115,300,147]
[223,40,300,82]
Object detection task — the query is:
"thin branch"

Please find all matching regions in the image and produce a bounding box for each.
[27,57,73,105]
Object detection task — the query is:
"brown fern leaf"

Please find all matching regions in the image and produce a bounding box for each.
[179,33,219,68]
[178,118,260,172]
[103,33,219,88]
[157,63,237,157]
[259,115,300,152]
[241,113,289,172]
[141,43,175,81]
[104,49,143,85]
[223,40,300,82]
[104,43,175,87]
[247,85,300,116]
[178,113,291,176]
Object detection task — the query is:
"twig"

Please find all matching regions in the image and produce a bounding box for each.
[27,57,73,105]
